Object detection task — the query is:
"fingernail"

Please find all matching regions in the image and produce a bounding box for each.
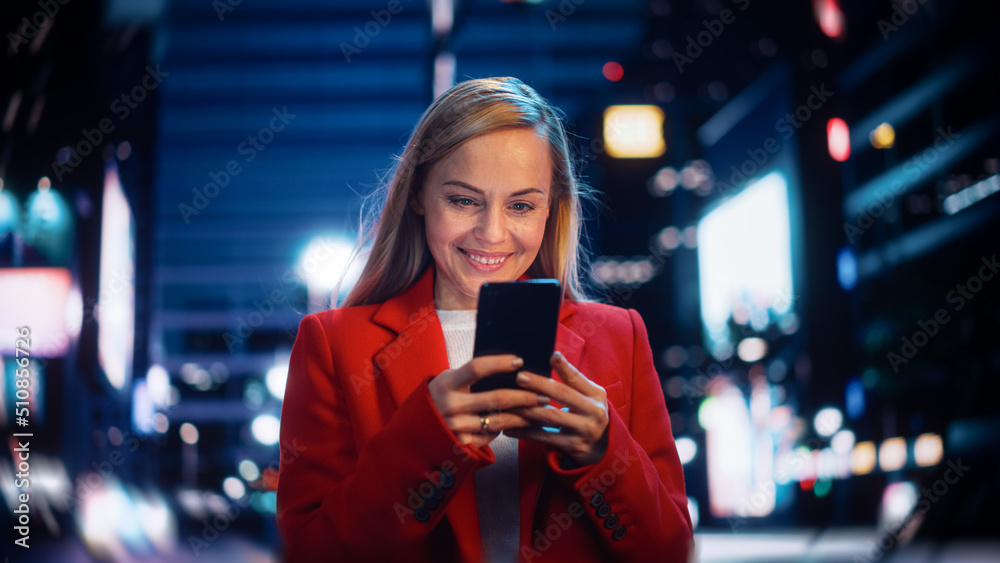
[517,372,529,385]
[512,357,524,368]
[552,351,563,362]
[537,395,550,405]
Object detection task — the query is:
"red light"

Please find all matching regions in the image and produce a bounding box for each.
[602,62,624,82]
[827,118,851,162]
[813,0,845,38]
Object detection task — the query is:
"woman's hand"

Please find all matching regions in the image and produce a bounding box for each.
[428,354,551,449]
[504,352,610,466]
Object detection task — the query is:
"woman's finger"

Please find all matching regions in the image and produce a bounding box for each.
[506,422,610,466]
[457,386,550,415]
[550,352,605,398]
[451,354,523,389]
[507,405,588,434]
[515,370,601,416]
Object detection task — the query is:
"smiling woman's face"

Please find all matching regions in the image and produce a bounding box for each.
[411,127,553,310]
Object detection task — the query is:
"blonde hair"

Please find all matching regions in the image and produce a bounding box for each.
[338,77,597,308]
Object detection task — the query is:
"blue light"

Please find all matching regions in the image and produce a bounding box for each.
[24,187,73,266]
[0,190,19,233]
[251,491,278,514]
[837,247,858,291]
[846,377,865,420]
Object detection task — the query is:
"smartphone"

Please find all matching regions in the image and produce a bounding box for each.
[470,279,562,393]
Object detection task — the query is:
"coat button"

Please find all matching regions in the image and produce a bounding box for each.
[423,495,439,510]
[439,470,455,489]
[430,485,444,500]
[415,506,430,522]
[612,526,627,541]
[603,514,619,529]
[589,492,604,508]
[596,502,611,518]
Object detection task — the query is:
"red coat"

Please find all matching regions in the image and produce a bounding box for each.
[276,264,692,562]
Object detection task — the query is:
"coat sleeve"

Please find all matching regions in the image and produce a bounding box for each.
[544,308,693,561]
[276,314,494,561]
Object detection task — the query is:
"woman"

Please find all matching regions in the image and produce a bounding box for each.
[276,77,692,562]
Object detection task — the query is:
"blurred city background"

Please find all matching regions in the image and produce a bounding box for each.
[1,0,999,561]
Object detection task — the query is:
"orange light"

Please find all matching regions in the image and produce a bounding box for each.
[602,61,624,82]
[827,118,850,162]
[914,433,943,467]
[878,437,907,472]
[851,441,876,475]
[603,105,666,159]
[870,122,895,149]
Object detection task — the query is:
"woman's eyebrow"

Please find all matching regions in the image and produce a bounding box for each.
[443,180,545,197]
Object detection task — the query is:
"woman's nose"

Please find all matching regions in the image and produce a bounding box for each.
[474,207,507,244]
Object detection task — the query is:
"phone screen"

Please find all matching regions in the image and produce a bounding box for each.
[470,280,561,393]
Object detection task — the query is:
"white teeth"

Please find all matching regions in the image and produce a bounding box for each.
[463,249,507,265]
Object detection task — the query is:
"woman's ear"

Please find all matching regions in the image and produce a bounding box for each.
[409,191,425,216]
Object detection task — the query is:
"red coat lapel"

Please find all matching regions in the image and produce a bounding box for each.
[370,264,446,409]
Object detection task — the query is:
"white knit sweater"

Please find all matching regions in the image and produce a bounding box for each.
[436,309,519,563]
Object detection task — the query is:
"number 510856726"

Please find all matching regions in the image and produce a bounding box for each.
[14,327,32,420]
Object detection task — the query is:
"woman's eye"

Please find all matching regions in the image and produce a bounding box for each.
[450,197,476,207]
[510,202,534,212]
